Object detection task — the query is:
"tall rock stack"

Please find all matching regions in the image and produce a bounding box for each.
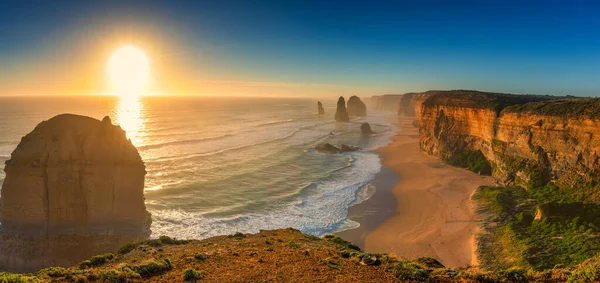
[334,97,350,122]
[317,101,325,115]
[0,114,151,272]
[347,96,367,117]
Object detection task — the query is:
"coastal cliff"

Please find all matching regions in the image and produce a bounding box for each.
[0,114,151,272]
[368,94,403,111]
[411,91,600,197]
[408,90,600,270]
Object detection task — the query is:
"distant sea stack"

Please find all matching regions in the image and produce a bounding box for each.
[347,96,367,117]
[0,114,151,272]
[334,97,350,122]
[317,101,325,115]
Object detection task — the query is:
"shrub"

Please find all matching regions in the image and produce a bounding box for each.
[99,268,141,283]
[0,273,35,283]
[568,256,600,283]
[447,150,492,175]
[194,253,207,261]
[323,235,361,251]
[131,258,173,278]
[38,266,69,278]
[118,236,190,254]
[182,268,204,281]
[288,241,298,248]
[79,253,115,269]
[390,261,429,281]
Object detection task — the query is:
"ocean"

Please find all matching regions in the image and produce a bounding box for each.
[0,96,397,239]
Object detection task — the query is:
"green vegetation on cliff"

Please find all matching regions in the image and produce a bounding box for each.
[503,98,600,119]
[475,186,600,271]
[421,90,559,114]
[447,150,492,175]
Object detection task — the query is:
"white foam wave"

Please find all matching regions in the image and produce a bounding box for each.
[148,152,382,239]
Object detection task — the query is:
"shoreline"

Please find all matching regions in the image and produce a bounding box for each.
[336,117,494,268]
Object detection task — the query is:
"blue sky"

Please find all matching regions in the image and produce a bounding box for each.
[1,0,599,96]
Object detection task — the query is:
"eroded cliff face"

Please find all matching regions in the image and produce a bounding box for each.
[0,114,151,272]
[414,91,600,200]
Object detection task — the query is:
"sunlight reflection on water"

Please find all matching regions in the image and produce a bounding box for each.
[112,96,146,146]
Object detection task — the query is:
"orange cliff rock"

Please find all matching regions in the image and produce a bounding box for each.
[407,90,600,199]
[0,114,151,272]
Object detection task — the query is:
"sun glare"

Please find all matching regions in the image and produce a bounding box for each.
[108,45,150,96]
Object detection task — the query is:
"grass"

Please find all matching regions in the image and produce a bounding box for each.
[475,185,600,270]
[78,253,115,269]
[130,258,173,277]
[118,235,190,254]
[4,228,600,282]
[182,268,204,281]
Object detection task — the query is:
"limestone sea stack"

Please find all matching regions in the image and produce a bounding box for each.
[317,101,325,115]
[347,96,367,117]
[334,96,350,122]
[0,114,151,272]
[361,122,374,134]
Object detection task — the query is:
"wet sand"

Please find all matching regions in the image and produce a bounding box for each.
[336,117,494,268]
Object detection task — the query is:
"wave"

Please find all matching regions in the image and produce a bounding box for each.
[147,151,382,239]
[251,119,296,128]
[137,133,234,150]
[145,121,335,162]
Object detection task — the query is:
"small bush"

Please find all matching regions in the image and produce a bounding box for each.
[182,268,204,281]
[194,253,207,261]
[99,268,141,283]
[131,258,173,278]
[391,261,429,281]
[323,235,361,251]
[79,253,115,269]
[38,266,69,277]
[288,241,298,248]
[0,273,35,283]
[118,236,190,254]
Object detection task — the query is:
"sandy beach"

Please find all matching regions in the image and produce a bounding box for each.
[337,117,495,268]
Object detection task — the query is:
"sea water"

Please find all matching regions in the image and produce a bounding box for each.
[0,96,397,239]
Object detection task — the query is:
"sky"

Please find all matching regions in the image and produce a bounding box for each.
[0,0,599,97]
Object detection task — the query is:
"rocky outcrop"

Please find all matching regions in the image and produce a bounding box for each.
[361,123,374,134]
[334,97,350,122]
[412,90,600,200]
[316,143,360,154]
[347,96,367,117]
[0,114,151,272]
[317,101,325,115]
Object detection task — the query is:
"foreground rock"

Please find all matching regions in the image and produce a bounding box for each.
[0,114,151,272]
[316,143,360,153]
[317,101,325,115]
[347,95,367,116]
[334,96,350,122]
[361,123,374,134]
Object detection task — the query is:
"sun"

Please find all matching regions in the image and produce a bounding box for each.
[108,45,150,96]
